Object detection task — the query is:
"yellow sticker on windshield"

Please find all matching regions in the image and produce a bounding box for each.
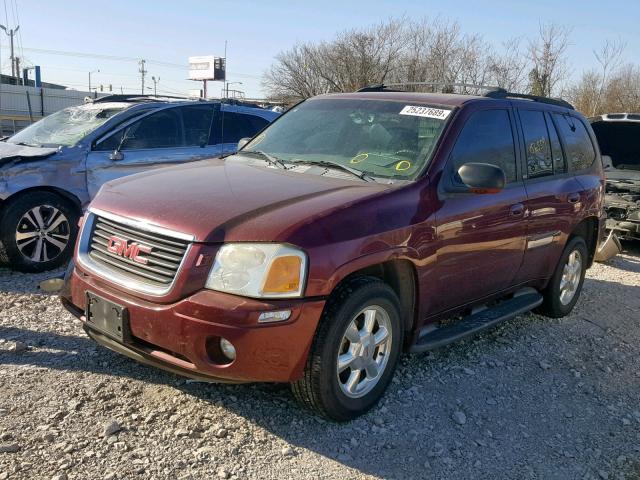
[395,160,411,171]
[350,153,368,164]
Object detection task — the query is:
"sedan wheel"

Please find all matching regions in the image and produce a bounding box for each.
[16,205,71,263]
[1,192,79,272]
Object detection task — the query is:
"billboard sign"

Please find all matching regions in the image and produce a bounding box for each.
[189,56,226,81]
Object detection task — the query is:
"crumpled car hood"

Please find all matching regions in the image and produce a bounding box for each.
[0,142,59,166]
[90,158,391,243]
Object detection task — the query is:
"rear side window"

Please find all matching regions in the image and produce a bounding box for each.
[519,110,553,178]
[181,105,214,147]
[218,112,268,144]
[553,114,596,171]
[451,109,517,183]
[546,112,566,174]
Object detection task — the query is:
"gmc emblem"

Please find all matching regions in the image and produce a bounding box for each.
[106,235,152,265]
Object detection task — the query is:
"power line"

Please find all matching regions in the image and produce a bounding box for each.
[0,44,263,79]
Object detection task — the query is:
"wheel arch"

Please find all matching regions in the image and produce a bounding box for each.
[0,186,82,218]
[569,216,599,268]
[328,259,419,350]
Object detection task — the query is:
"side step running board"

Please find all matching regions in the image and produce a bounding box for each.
[410,291,543,353]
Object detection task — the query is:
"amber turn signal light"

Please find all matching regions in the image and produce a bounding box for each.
[262,256,302,294]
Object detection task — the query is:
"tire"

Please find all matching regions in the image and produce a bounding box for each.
[291,276,404,421]
[0,192,79,273]
[535,236,588,318]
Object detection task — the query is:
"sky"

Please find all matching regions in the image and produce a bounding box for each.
[0,0,638,99]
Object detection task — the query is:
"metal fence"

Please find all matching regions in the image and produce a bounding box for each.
[0,84,107,136]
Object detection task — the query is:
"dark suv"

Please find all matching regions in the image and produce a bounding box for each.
[61,87,604,420]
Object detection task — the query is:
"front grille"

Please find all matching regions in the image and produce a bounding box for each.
[88,215,190,288]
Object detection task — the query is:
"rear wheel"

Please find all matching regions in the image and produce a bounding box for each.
[291,276,403,421]
[536,236,588,318]
[0,192,79,272]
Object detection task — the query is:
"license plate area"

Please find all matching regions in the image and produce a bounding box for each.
[85,291,131,343]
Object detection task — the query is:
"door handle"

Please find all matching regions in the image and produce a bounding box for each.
[568,193,581,204]
[510,203,525,217]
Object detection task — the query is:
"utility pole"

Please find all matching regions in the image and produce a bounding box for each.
[138,59,147,95]
[0,24,19,82]
[151,76,159,96]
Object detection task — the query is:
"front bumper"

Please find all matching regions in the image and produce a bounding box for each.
[61,265,325,383]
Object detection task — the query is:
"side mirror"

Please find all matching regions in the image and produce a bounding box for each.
[109,150,124,161]
[237,137,252,150]
[601,155,613,170]
[455,162,506,194]
[109,127,132,161]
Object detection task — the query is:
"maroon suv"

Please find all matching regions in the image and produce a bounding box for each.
[61,87,604,420]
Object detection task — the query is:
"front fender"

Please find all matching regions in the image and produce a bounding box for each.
[319,246,419,297]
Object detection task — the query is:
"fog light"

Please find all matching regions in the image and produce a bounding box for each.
[219,338,236,361]
[258,310,292,323]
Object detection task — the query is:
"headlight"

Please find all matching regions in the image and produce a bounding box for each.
[205,243,307,298]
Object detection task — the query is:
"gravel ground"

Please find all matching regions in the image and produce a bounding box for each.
[1,245,639,480]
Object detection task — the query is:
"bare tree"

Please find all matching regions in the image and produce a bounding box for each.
[605,64,640,112]
[566,70,601,115]
[315,19,407,92]
[592,39,626,115]
[266,17,626,108]
[488,38,528,92]
[527,23,571,97]
[262,43,327,101]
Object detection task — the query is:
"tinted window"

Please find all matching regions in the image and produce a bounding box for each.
[182,105,214,147]
[546,113,566,174]
[97,109,182,151]
[553,114,596,171]
[451,109,517,183]
[520,110,552,178]
[219,112,268,144]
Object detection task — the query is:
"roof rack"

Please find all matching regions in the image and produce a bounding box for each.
[483,90,574,110]
[88,94,193,104]
[357,82,505,95]
[356,82,575,110]
[88,94,270,110]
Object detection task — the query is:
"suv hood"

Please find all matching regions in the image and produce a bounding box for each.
[0,142,59,166]
[90,158,391,243]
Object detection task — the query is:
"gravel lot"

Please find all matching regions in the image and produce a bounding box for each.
[1,244,639,480]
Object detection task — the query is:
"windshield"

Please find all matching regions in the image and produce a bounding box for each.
[8,104,127,147]
[242,98,451,180]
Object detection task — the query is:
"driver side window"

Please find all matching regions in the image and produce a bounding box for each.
[450,109,517,183]
[96,109,183,151]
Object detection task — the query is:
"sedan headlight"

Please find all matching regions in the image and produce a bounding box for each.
[205,243,307,298]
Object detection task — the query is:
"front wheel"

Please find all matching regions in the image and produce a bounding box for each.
[0,192,79,272]
[536,236,588,318]
[291,276,403,421]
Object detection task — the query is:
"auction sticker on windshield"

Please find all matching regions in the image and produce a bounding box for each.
[399,105,451,120]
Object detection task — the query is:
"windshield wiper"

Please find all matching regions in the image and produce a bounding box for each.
[240,150,288,169]
[289,159,374,182]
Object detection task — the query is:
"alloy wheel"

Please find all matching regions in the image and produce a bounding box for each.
[559,249,583,306]
[15,205,71,263]
[336,305,393,399]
